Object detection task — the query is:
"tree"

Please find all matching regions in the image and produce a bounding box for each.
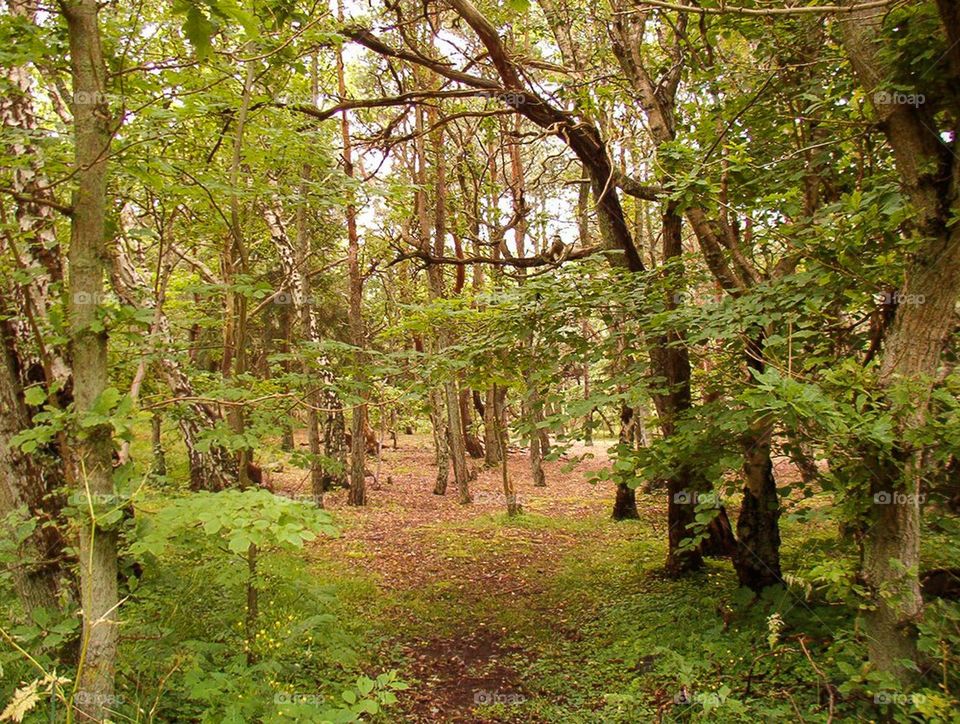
[61,0,118,714]
[838,0,960,684]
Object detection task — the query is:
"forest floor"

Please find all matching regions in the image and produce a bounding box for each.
[271,435,826,723]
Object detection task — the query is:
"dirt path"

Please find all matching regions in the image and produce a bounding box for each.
[272,435,616,722]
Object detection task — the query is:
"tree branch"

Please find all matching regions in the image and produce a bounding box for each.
[0,187,73,216]
[390,244,607,268]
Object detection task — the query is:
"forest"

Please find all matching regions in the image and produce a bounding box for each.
[1,0,959,720]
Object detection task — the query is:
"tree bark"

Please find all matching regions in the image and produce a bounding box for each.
[493,384,520,516]
[0,333,65,612]
[222,55,255,488]
[483,387,504,467]
[0,0,72,615]
[62,0,118,714]
[264,165,346,499]
[150,412,166,478]
[338,22,367,507]
[733,334,783,590]
[430,386,451,495]
[459,385,484,458]
[654,208,737,571]
[839,0,960,683]
[612,404,640,520]
[445,379,472,503]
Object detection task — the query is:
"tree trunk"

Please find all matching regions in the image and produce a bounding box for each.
[445,380,472,503]
[0,0,69,396]
[150,413,166,478]
[303,64,344,494]
[430,387,451,495]
[654,208,738,573]
[338,24,367,507]
[0,334,66,612]
[839,0,960,683]
[483,387,504,467]
[526,379,547,488]
[0,0,71,615]
[493,385,520,516]
[222,55,254,489]
[583,368,594,446]
[459,385,484,458]
[733,335,783,591]
[577,180,594,447]
[612,404,640,520]
[62,0,118,714]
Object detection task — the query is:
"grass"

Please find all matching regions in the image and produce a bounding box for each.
[296,492,884,723]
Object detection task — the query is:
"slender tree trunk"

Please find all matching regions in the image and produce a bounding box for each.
[537,405,551,458]
[63,0,118,714]
[612,404,640,520]
[150,413,166,478]
[459,385,484,458]
[0,0,69,392]
[483,388,503,467]
[527,381,547,488]
[410,100,470,500]
[431,119,471,502]
[278,297,295,452]
[430,387,450,495]
[493,384,520,516]
[301,53,344,493]
[582,324,594,446]
[445,380,472,503]
[337,22,367,507]
[222,55,255,489]
[506,114,547,489]
[733,334,783,590]
[577,176,593,442]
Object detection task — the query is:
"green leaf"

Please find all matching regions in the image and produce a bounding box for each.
[356,676,374,696]
[183,5,216,59]
[23,386,45,406]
